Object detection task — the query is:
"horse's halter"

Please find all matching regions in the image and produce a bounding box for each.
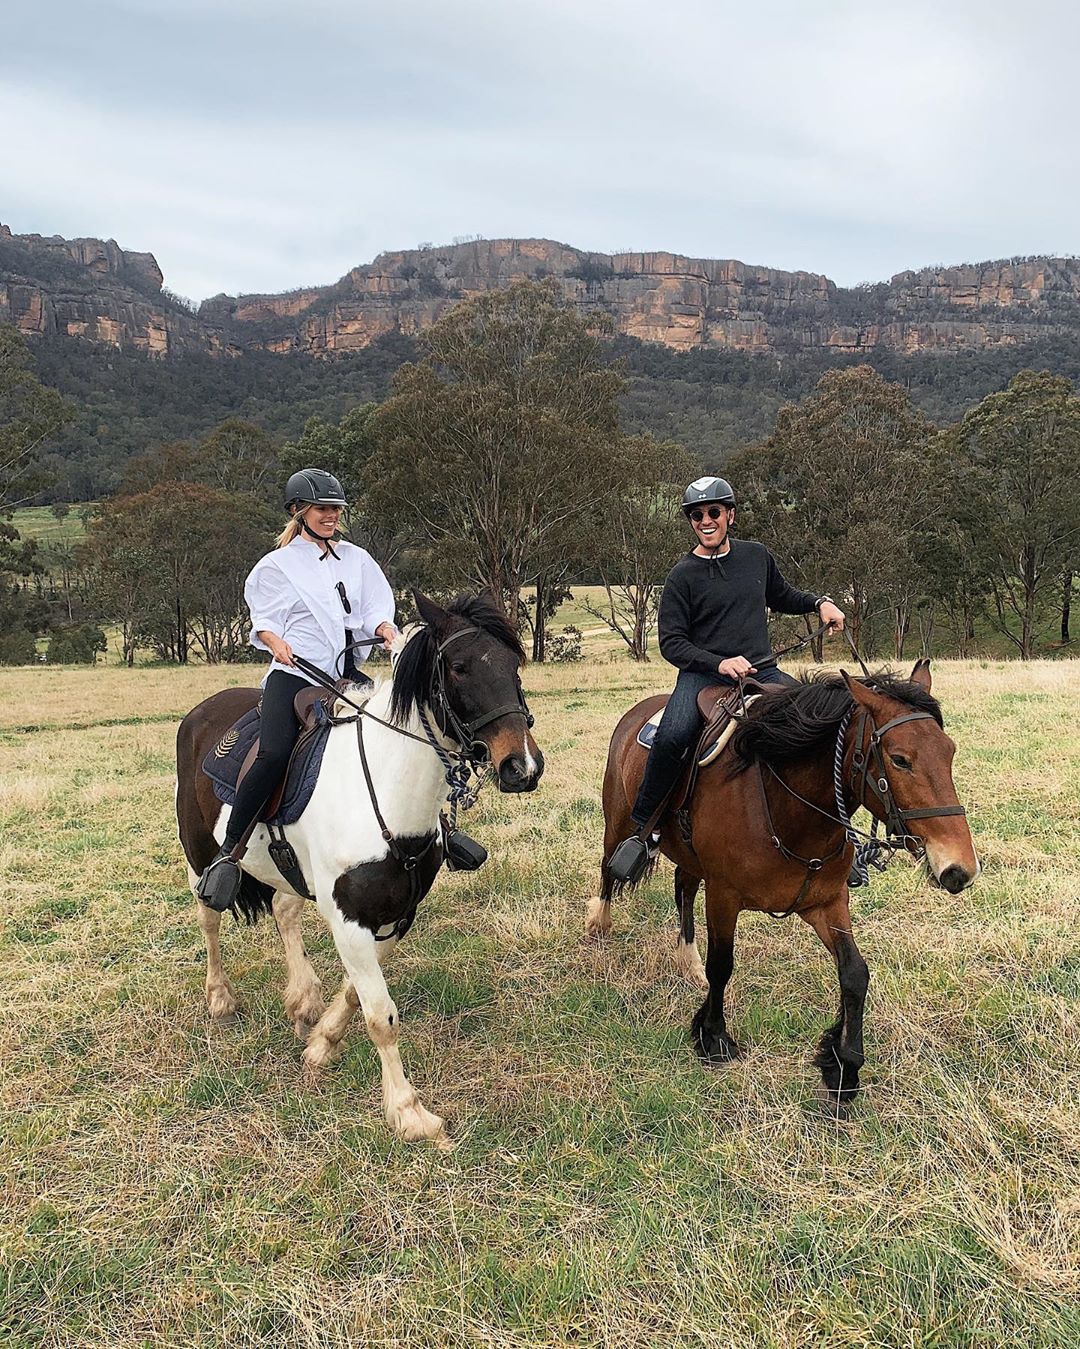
[846,705,967,858]
[429,626,535,763]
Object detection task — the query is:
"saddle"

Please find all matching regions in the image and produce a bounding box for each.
[201,678,369,827]
[636,677,773,846]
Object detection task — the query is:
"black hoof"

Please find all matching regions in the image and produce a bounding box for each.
[691,1007,742,1065]
[820,1088,858,1121]
[814,1033,863,1106]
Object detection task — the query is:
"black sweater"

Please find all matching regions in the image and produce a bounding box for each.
[657,540,820,674]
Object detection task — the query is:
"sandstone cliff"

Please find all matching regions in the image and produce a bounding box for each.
[4,223,1079,359]
[0,224,221,356]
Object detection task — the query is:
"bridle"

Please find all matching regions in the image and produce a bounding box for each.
[756,684,967,916]
[427,626,535,763]
[845,705,967,856]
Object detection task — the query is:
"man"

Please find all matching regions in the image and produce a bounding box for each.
[608,476,845,884]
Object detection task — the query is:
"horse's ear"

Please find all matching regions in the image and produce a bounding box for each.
[909,657,932,692]
[412,590,451,633]
[841,669,886,712]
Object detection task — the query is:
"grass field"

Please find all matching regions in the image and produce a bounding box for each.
[1,656,1078,1347]
[8,505,91,549]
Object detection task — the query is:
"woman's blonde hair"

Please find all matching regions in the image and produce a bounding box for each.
[275,509,305,549]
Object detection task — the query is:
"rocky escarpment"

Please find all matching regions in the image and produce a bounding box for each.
[0,224,223,356]
[4,223,1080,358]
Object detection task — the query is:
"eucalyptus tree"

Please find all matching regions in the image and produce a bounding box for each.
[943,370,1080,658]
[367,280,625,622]
[733,365,934,655]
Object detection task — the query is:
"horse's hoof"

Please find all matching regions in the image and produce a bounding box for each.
[584,897,611,941]
[389,1099,451,1147]
[206,985,239,1024]
[691,1012,741,1064]
[820,1089,859,1122]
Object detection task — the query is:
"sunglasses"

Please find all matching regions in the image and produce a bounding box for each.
[689,505,728,523]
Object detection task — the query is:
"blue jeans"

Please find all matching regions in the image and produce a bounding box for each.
[630,665,796,827]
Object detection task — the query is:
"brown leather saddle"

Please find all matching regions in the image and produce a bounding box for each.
[663,677,774,843]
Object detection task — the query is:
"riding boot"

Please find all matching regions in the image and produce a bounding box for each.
[443,826,488,871]
[196,848,243,911]
[608,831,660,885]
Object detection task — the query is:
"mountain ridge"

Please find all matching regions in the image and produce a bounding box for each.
[4,222,1080,359]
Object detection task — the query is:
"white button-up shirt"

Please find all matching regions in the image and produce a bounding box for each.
[244,535,395,685]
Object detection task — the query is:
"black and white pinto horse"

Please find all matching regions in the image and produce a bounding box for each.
[176,593,543,1147]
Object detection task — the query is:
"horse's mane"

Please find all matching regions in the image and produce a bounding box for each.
[389,593,525,725]
[731,671,943,771]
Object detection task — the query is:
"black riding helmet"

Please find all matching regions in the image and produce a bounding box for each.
[284,468,348,512]
[681,476,735,515]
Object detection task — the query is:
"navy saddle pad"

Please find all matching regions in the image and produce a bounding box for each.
[201,703,332,826]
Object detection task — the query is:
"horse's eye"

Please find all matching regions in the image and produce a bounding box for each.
[889,754,912,772]
[449,661,468,676]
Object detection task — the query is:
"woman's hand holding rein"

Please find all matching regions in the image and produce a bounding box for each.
[376,621,399,652]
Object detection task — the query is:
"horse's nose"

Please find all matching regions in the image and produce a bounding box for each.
[938,863,973,894]
[498,752,541,792]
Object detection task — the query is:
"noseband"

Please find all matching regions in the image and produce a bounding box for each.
[430,626,535,761]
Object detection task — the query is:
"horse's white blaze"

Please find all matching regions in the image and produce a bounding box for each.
[522,732,538,778]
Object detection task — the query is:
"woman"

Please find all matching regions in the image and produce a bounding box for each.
[197,468,398,910]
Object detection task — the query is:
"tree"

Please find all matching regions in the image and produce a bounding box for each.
[367,280,625,621]
[47,623,106,664]
[84,483,269,664]
[0,325,72,509]
[943,370,1080,658]
[733,365,934,656]
[582,436,698,660]
[120,419,279,507]
[0,522,47,663]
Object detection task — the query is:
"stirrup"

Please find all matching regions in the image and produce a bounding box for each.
[608,832,658,886]
[196,850,242,911]
[444,828,487,872]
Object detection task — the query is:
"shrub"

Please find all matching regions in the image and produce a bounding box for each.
[47,624,107,664]
[548,625,584,662]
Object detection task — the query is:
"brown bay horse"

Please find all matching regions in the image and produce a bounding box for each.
[587,661,979,1113]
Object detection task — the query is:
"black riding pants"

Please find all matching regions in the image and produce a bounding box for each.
[630,664,797,828]
[223,670,309,851]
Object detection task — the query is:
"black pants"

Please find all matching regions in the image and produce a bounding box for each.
[223,670,309,851]
[630,664,797,827]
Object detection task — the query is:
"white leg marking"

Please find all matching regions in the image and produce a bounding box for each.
[675,935,709,989]
[320,914,450,1147]
[190,864,239,1023]
[585,896,612,940]
[303,977,360,1081]
[273,891,326,1039]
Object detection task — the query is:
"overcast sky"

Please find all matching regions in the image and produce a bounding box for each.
[2,0,1076,302]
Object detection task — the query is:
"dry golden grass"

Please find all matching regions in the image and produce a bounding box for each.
[0,656,1078,1347]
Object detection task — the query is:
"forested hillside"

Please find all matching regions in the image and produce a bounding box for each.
[27,328,1080,499]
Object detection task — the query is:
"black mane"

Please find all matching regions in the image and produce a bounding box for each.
[389,593,525,725]
[731,671,943,770]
